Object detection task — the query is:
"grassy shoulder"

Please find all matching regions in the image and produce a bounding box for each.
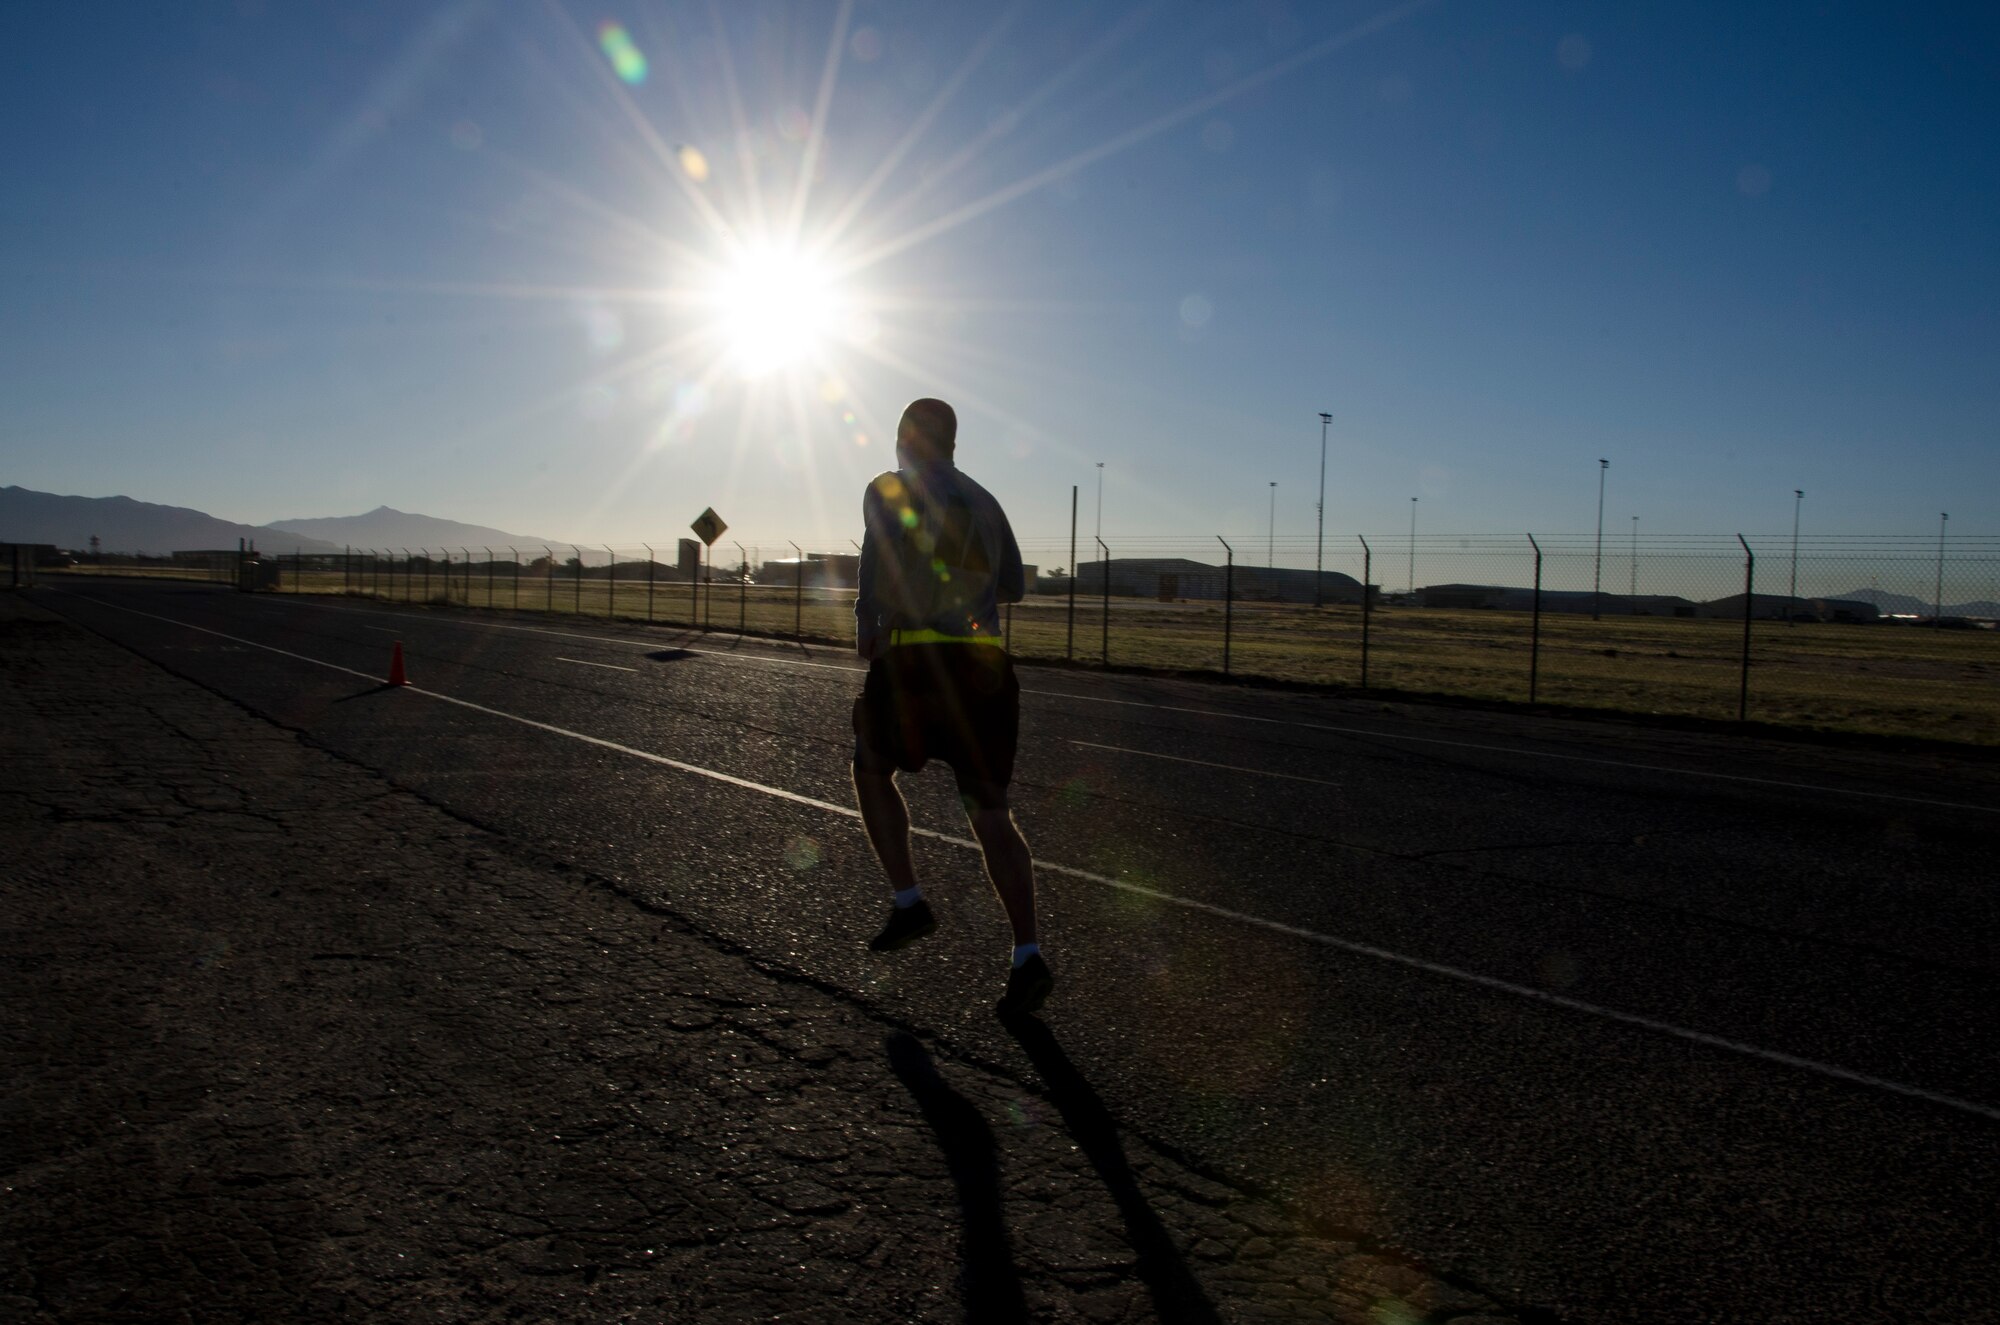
[64,568,1995,746]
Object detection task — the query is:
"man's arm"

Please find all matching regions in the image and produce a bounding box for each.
[995,508,1025,606]
[855,483,888,659]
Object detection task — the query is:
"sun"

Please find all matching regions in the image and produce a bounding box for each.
[707,240,845,378]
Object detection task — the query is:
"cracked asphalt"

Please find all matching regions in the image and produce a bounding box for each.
[1,592,1518,1322]
[7,579,2000,1323]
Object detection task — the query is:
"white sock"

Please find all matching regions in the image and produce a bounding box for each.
[1011,943,1040,968]
[893,886,925,909]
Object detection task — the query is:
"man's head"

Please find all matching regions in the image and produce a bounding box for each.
[896,398,957,468]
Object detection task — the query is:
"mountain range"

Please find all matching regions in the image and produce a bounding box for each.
[1,485,344,556]
[0,487,550,558]
[267,506,555,552]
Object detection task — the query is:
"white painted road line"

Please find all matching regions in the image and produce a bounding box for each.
[1041,693,2000,815]
[1070,739,1344,789]
[557,656,638,672]
[64,591,2000,1126]
[250,594,2000,816]
[294,598,870,673]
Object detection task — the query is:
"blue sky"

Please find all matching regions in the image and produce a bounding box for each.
[2,1,1994,555]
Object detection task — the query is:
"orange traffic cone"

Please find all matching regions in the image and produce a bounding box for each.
[387,641,408,687]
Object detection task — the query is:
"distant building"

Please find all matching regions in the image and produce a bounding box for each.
[762,554,1038,593]
[1073,558,1369,604]
[757,553,858,589]
[1700,593,1878,623]
[1418,583,1699,616]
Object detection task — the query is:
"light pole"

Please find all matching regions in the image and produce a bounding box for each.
[1315,411,1331,607]
[1934,511,1948,627]
[1095,462,1105,543]
[1592,458,1607,620]
[1789,489,1804,624]
[1267,481,1277,567]
[1407,496,1417,596]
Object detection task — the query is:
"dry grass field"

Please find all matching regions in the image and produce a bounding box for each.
[58,564,1999,745]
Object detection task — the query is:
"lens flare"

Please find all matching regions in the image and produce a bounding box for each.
[783,835,821,870]
[598,22,648,85]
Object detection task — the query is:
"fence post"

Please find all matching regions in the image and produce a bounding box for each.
[1217,536,1234,676]
[1067,485,1078,661]
[702,542,711,631]
[734,541,746,634]
[509,548,519,610]
[403,549,412,602]
[544,547,553,613]
[1096,537,1110,665]
[1358,535,1372,689]
[422,549,431,602]
[1528,533,1543,702]
[790,541,803,640]
[294,546,301,594]
[1935,512,1948,627]
[484,547,493,607]
[1736,534,1754,721]
[571,545,583,616]
[642,544,654,622]
[605,545,616,619]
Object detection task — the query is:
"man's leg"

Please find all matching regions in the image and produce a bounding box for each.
[973,796,1052,1016]
[856,766,937,951]
[968,801,1035,946]
[854,767,919,893]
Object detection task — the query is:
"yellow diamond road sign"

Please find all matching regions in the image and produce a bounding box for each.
[690,508,727,546]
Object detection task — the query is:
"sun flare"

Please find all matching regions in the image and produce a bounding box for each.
[708,242,844,378]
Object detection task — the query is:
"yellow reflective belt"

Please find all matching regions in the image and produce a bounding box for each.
[888,628,1004,649]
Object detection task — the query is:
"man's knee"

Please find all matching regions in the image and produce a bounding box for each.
[967,803,1023,842]
[960,785,1010,819]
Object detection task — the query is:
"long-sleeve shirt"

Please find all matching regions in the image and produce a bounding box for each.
[855,461,1024,660]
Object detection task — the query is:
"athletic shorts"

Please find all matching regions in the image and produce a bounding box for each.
[852,644,1019,808]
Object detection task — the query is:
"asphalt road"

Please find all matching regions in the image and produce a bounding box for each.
[38,579,2000,1324]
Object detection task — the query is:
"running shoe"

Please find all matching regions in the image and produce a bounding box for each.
[996,953,1055,1018]
[867,898,937,951]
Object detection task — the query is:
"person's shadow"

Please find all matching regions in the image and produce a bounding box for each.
[1003,1017,1223,1325]
[886,1033,1029,1323]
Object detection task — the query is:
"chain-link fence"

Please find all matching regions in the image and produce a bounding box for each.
[47,533,1998,745]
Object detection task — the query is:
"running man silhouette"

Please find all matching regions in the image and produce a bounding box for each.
[852,398,1051,1017]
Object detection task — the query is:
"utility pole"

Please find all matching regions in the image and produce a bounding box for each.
[1315,412,1331,607]
[1095,462,1105,543]
[1592,458,1608,620]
